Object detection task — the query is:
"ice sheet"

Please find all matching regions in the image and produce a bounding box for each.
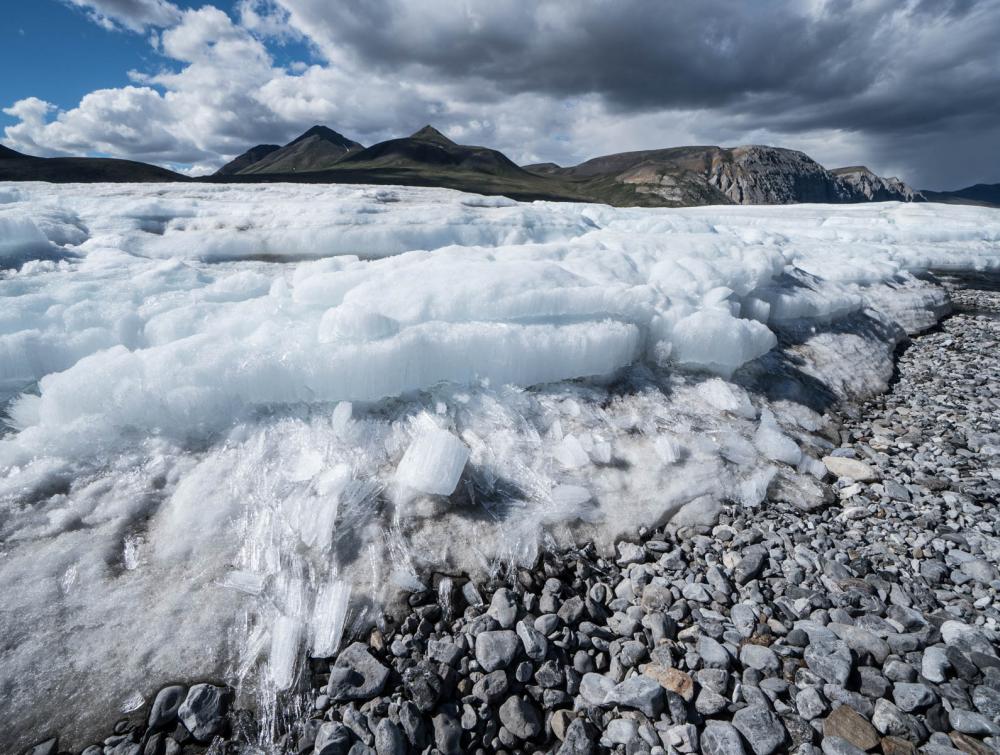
[1,182,998,750]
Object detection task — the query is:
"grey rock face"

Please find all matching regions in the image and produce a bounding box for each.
[373,719,406,755]
[557,719,597,755]
[805,640,854,686]
[701,721,747,755]
[148,685,186,729]
[892,682,936,712]
[475,629,520,672]
[740,644,781,676]
[431,712,461,755]
[328,643,390,701]
[487,587,518,628]
[177,684,226,742]
[603,674,665,717]
[314,722,353,755]
[498,695,543,739]
[732,705,787,755]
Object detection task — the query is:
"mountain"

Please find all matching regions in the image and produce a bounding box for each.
[831,166,922,202]
[0,144,27,160]
[237,126,363,174]
[0,144,187,183]
[0,127,965,209]
[527,145,921,207]
[335,125,527,177]
[215,125,590,203]
[214,144,280,176]
[922,183,1000,208]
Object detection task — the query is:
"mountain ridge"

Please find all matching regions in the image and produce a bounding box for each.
[234,125,363,175]
[2,127,994,208]
[0,144,187,183]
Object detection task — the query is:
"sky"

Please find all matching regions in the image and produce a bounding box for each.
[1,0,998,189]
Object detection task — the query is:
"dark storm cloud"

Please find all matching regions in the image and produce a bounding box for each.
[280,0,1000,187]
[8,0,1000,186]
[286,1,995,116]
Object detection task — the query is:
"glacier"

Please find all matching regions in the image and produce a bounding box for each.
[0,181,999,749]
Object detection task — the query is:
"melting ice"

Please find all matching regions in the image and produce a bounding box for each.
[1,182,999,748]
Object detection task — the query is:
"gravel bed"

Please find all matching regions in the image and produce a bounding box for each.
[24,280,1000,754]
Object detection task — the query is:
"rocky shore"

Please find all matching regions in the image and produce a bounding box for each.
[24,277,1000,755]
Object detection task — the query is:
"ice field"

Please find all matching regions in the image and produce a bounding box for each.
[1,182,999,747]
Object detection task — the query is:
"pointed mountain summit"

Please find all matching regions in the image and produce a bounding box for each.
[337,125,525,179]
[238,125,364,175]
[288,125,360,150]
[409,125,455,146]
[214,144,280,176]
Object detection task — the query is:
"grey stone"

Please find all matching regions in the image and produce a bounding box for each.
[499,695,543,739]
[427,638,463,667]
[820,736,867,755]
[735,545,768,584]
[922,647,949,683]
[805,640,854,686]
[700,635,732,670]
[374,719,406,755]
[641,582,673,612]
[732,705,787,755]
[606,718,639,745]
[328,643,390,701]
[558,595,586,625]
[892,682,936,712]
[432,712,461,755]
[557,718,597,755]
[949,708,1000,736]
[515,620,548,661]
[973,685,1000,718]
[822,457,877,481]
[829,624,890,664]
[741,644,781,676]
[475,629,520,672]
[604,674,665,717]
[401,662,442,712]
[701,721,747,755]
[26,740,58,755]
[314,723,353,755]
[178,683,226,742]
[796,687,828,721]
[732,603,758,637]
[941,621,997,658]
[579,672,616,706]
[488,588,518,628]
[149,685,186,729]
[535,613,560,635]
[872,699,921,740]
[664,723,699,753]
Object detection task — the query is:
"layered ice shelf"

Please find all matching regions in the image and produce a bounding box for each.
[1,182,999,749]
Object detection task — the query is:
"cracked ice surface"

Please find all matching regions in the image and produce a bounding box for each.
[0,182,998,748]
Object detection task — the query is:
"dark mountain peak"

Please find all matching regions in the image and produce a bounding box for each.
[236,126,363,175]
[291,125,359,149]
[0,143,28,160]
[214,144,281,176]
[410,125,455,145]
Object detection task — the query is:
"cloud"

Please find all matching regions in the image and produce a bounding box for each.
[5,0,1000,187]
[62,0,182,32]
